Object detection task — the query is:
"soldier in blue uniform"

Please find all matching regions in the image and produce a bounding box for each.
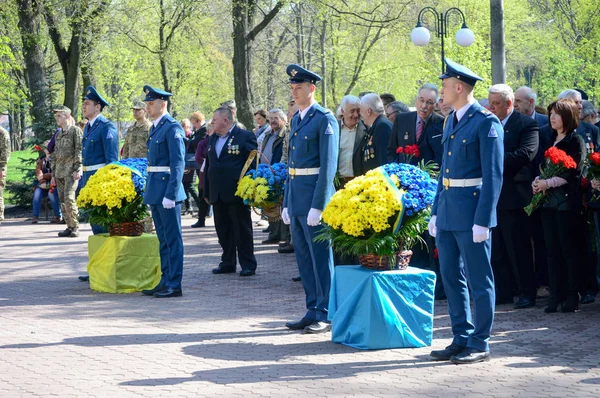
[78,86,119,282]
[281,64,339,334]
[140,85,187,298]
[428,59,504,364]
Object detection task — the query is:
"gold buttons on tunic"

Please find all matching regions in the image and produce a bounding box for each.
[463,139,467,143]
[292,146,295,150]
[294,132,297,136]
[305,136,308,139]
[448,151,452,156]
[473,192,477,196]
[446,169,449,173]
[450,135,454,139]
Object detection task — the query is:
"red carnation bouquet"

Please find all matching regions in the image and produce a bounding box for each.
[585,152,600,202]
[525,147,577,215]
[395,144,420,164]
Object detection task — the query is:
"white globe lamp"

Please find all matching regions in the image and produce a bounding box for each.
[410,24,431,46]
[455,24,475,47]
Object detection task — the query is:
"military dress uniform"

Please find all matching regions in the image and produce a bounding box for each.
[52,108,83,234]
[122,101,152,159]
[141,86,186,297]
[81,86,119,234]
[283,64,339,329]
[431,59,504,361]
[0,126,10,222]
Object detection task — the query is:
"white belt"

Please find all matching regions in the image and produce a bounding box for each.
[148,166,171,173]
[82,163,106,172]
[289,167,320,176]
[443,177,482,189]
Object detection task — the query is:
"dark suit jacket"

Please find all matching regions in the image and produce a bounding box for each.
[337,119,366,177]
[359,114,392,175]
[577,120,600,153]
[387,111,443,163]
[421,117,445,166]
[497,111,539,210]
[203,125,258,204]
[260,127,287,165]
[533,111,548,128]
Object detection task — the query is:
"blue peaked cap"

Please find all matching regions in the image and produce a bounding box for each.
[439,58,483,87]
[143,85,173,101]
[286,64,322,84]
[83,86,110,108]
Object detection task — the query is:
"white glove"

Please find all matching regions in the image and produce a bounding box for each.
[307,208,323,226]
[428,215,437,238]
[472,224,490,243]
[162,197,176,209]
[73,171,81,181]
[281,207,290,225]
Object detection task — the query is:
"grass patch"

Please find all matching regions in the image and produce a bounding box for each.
[5,149,38,205]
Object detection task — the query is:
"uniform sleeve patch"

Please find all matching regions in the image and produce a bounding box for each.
[174,131,183,139]
[106,133,113,139]
[488,125,499,137]
[325,124,334,135]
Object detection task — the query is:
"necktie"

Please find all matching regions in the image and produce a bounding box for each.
[416,119,423,142]
[453,113,458,128]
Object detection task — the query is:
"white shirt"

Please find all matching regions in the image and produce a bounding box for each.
[500,109,513,127]
[215,125,235,158]
[299,102,316,120]
[153,112,168,128]
[530,110,537,120]
[88,114,100,128]
[455,99,476,122]
[338,122,357,177]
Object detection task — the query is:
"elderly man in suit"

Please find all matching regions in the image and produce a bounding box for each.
[387,84,444,164]
[488,84,539,309]
[204,107,258,277]
[514,86,548,127]
[429,59,504,364]
[337,95,366,187]
[384,101,409,124]
[261,108,291,245]
[281,64,339,334]
[358,93,392,174]
[141,85,187,298]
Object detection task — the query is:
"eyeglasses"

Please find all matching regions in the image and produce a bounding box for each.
[385,111,398,118]
[417,98,436,106]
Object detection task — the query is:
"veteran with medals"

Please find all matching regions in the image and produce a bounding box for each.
[203,107,258,276]
[141,85,187,298]
[428,59,504,364]
[281,64,339,334]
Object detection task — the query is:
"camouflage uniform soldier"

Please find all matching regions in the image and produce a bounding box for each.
[122,101,152,159]
[0,126,10,223]
[52,106,83,237]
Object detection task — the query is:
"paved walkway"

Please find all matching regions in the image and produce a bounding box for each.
[0,215,599,397]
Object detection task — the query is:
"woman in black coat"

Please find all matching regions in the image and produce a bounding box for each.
[532,99,586,313]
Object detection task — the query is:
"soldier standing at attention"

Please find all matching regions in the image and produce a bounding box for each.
[141,85,186,298]
[428,59,504,364]
[0,126,10,224]
[78,86,118,282]
[281,64,339,334]
[52,106,83,238]
[122,101,152,159]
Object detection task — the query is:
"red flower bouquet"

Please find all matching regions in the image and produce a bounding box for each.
[525,147,577,215]
[396,144,420,163]
[586,152,600,202]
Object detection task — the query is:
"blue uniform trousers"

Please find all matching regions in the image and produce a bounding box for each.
[436,228,495,352]
[150,203,184,290]
[291,216,334,322]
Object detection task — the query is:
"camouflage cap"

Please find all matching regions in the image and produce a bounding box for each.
[131,100,146,110]
[52,105,72,114]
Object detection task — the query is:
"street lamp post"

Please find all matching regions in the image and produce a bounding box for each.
[410,7,475,75]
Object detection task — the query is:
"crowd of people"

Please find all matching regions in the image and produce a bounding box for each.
[1,58,600,364]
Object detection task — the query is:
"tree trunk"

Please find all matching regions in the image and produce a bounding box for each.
[232,0,255,129]
[64,28,83,119]
[81,34,97,90]
[490,0,506,84]
[320,20,327,108]
[16,0,53,140]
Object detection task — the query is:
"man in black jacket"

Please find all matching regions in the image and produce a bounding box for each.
[358,93,392,174]
[488,84,539,308]
[387,83,443,164]
[203,107,258,276]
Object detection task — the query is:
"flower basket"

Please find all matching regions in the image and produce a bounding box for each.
[359,250,412,271]
[109,221,144,237]
[236,150,287,221]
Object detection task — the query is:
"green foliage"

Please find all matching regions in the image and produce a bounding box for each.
[85,195,149,229]
[5,154,37,209]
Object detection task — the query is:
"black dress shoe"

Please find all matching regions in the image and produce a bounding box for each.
[212,266,236,274]
[278,244,295,254]
[78,275,89,282]
[285,318,314,330]
[261,239,280,244]
[262,226,271,233]
[514,297,535,309]
[304,321,332,334]
[430,343,465,361]
[580,293,596,305]
[450,347,490,364]
[292,276,302,282]
[142,283,165,296]
[153,288,182,298]
[239,269,255,277]
[191,220,205,228]
[58,228,73,237]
